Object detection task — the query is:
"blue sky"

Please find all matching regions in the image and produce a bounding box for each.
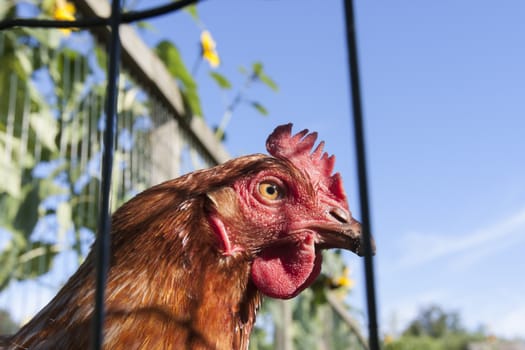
[141,0,525,339]
[2,0,523,341]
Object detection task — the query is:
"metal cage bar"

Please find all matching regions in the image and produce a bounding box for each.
[343,1,380,349]
[83,2,201,348]
[91,0,121,347]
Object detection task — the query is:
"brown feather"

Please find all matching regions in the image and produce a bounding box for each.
[3,155,272,349]
[1,124,369,349]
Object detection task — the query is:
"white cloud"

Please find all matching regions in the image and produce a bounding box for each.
[376,206,525,339]
[395,206,525,270]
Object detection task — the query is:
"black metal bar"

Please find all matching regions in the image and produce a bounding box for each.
[0,0,201,31]
[91,0,121,348]
[121,0,201,23]
[343,1,380,350]
[0,17,107,30]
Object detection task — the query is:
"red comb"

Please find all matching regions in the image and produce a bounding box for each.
[266,124,347,204]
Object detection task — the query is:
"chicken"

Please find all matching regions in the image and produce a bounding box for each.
[1,123,371,349]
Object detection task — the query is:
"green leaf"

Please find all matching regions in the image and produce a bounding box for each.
[155,41,202,116]
[0,2,16,20]
[184,4,199,21]
[209,72,232,90]
[21,27,61,51]
[0,239,20,290]
[52,49,89,102]
[251,62,278,91]
[251,101,269,116]
[183,88,203,117]
[136,21,156,32]
[29,112,59,152]
[0,195,22,228]
[119,87,139,113]
[13,184,41,237]
[0,133,36,197]
[252,62,263,76]
[0,234,60,290]
[0,155,22,198]
[12,242,60,282]
[0,227,27,290]
[15,49,33,76]
[41,0,56,16]
[95,46,108,73]
[71,177,100,230]
[155,41,195,88]
[38,177,68,206]
[56,202,73,238]
[258,72,279,92]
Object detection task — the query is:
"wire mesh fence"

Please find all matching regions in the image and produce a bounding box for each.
[0,12,216,328]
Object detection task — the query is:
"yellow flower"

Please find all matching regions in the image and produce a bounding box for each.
[200,30,220,68]
[334,275,354,289]
[330,267,355,289]
[384,334,394,345]
[54,0,76,36]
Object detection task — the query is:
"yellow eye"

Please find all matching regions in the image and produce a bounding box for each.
[258,182,284,201]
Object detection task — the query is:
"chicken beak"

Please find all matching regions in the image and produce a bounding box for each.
[315,209,376,257]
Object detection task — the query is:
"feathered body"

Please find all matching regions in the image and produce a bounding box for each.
[1,124,370,349]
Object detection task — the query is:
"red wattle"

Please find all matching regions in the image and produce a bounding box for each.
[250,233,322,299]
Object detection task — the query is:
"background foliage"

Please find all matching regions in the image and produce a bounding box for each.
[0,1,364,348]
[384,305,487,350]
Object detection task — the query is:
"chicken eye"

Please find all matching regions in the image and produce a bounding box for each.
[258,182,284,201]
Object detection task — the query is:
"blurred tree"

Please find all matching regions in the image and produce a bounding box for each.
[403,304,463,338]
[384,305,486,350]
